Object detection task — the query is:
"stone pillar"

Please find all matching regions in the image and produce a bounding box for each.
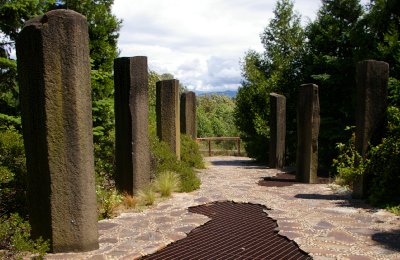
[156,79,180,159]
[16,10,98,252]
[180,91,197,139]
[269,93,286,169]
[353,60,389,198]
[296,84,320,183]
[114,56,151,195]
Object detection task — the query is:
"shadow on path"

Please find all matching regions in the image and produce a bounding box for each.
[294,193,352,201]
[294,193,377,211]
[210,159,257,167]
[259,172,331,187]
[372,229,400,252]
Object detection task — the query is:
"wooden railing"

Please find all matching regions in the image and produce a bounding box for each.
[196,137,241,156]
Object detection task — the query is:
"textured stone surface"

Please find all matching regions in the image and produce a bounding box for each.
[44,157,400,259]
[269,93,286,169]
[353,60,389,199]
[156,80,180,159]
[16,9,98,252]
[296,84,320,183]
[114,56,151,195]
[180,91,197,139]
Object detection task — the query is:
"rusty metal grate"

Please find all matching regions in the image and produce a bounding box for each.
[142,201,311,259]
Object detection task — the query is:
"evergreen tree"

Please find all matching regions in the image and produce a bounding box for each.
[354,0,400,105]
[0,0,55,129]
[304,0,363,170]
[235,0,305,162]
[235,50,270,161]
[0,0,121,188]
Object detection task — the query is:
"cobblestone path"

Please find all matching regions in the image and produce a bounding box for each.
[46,156,400,260]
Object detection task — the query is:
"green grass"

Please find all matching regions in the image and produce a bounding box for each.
[137,186,156,206]
[154,171,180,197]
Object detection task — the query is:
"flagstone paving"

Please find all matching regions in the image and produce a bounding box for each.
[45,156,400,260]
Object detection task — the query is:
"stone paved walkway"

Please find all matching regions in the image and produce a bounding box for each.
[46,156,400,260]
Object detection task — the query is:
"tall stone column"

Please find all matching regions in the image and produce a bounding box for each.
[269,93,286,169]
[296,84,320,183]
[16,10,98,252]
[180,91,197,139]
[114,56,151,195]
[156,80,180,159]
[353,60,389,198]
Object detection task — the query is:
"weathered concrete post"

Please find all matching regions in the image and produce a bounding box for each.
[16,10,98,252]
[269,93,286,169]
[114,56,151,195]
[296,84,320,183]
[180,91,197,139]
[156,79,181,159]
[353,60,389,198]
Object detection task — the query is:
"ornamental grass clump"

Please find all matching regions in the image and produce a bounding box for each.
[122,192,138,209]
[149,133,202,193]
[137,186,156,206]
[154,171,180,197]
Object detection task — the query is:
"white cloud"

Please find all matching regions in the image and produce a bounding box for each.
[112,0,321,91]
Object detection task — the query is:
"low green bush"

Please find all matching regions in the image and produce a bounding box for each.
[180,134,205,169]
[96,187,122,220]
[332,107,400,213]
[176,164,201,192]
[332,130,367,188]
[0,213,49,258]
[365,106,400,209]
[149,133,202,192]
[366,135,400,207]
[0,129,27,216]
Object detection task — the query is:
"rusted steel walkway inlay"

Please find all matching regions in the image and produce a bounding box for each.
[143,201,311,259]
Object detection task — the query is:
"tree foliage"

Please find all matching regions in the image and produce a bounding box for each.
[0,0,56,129]
[366,107,400,207]
[236,0,400,178]
[304,0,364,169]
[235,0,304,162]
[0,0,121,253]
[197,94,238,138]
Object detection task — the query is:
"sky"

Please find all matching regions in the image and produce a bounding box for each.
[111,0,323,92]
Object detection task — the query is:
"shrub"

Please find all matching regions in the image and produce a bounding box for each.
[149,133,202,193]
[365,106,400,208]
[0,213,49,258]
[366,136,400,207]
[0,129,27,216]
[333,107,400,211]
[154,171,180,197]
[387,205,400,215]
[93,128,115,188]
[176,164,201,192]
[180,134,205,169]
[96,187,122,220]
[332,129,367,188]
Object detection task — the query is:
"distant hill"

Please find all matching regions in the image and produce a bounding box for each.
[194,90,237,98]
